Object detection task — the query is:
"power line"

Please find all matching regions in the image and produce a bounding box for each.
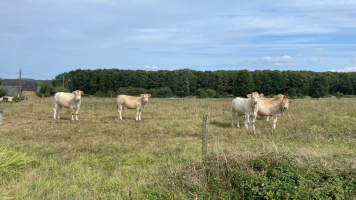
[1,72,18,77]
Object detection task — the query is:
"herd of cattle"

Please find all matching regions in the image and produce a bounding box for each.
[53,90,292,132]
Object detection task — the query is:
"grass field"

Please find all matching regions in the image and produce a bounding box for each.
[1,97,356,199]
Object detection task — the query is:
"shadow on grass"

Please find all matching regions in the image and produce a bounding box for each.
[210,120,231,128]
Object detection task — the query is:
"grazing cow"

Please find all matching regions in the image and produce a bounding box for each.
[231,92,264,133]
[117,94,151,121]
[258,95,293,129]
[53,90,84,121]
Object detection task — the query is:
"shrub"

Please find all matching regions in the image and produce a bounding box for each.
[195,88,208,98]
[144,153,356,199]
[13,97,21,102]
[95,91,106,97]
[116,87,148,96]
[52,86,69,93]
[44,92,51,97]
[0,87,6,97]
[334,92,343,99]
[151,87,173,98]
[206,89,216,98]
[287,88,297,99]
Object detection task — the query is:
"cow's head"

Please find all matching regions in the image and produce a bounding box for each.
[247,92,264,104]
[279,95,293,110]
[72,90,84,102]
[274,94,284,100]
[140,94,151,103]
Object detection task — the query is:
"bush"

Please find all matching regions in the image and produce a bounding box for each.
[13,97,21,102]
[151,87,173,98]
[206,89,217,98]
[334,92,343,99]
[95,91,106,97]
[144,153,356,199]
[195,88,208,98]
[44,92,51,97]
[52,86,69,93]
[287,88,297,99]
[116,87,147,96]
[0,87,6,97]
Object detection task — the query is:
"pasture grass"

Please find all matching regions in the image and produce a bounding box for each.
[0,97,355,199]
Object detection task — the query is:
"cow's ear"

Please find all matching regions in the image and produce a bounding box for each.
[247,94,251,98]
[289,100,293,103]
[81,91,84,95]
[72,91,76,95]
[148,94,151,97]
[140,94,144,97]
[259,93,264,97]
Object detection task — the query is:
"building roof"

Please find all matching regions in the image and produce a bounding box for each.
[2,79,37,91]
[1,86,19,97]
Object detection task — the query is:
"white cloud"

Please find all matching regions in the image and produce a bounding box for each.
[308,58,323,65]
[256,55,294,66]
[144,66,158,70]
[239,55,294,67]
[329,67,356,72]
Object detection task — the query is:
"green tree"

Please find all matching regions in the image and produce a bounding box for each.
[176,77,190,97]
[151,87,173,98]
[286,88,297,98]
[309,76,329,99]
[53,86,70,93]
[0,87,6,97]
[195,88,208,98]
[233,70,254,97]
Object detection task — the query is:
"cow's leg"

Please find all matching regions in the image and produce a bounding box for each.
[250,115,257,134]
[136,108,140,121]
[57,106,61,119]
[75,107,80,121]
[138,108,142,121]
[231,110,235,127]
[53,104,57,119]
[236,115,240,128]
[118,105,122,120]
[272,114,278,129]
[244,113,250,129]
[266,116,269,121]
[71,108,75,121]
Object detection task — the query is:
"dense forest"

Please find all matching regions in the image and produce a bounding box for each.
[36,69,356,98]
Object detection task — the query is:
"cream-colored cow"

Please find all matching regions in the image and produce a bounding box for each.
[231,92,264,133]
[117,94,151,121]
[53,90,84,121]
[258,95,292,129]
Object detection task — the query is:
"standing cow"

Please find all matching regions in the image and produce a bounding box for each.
[231,92,264,133]
[117,94,151,121]
[53,90,84,121]
[258,95,292,129]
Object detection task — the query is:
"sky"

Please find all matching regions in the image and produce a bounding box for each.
[1,0,356,80]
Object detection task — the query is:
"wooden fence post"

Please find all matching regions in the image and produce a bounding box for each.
[202,113,210,156]
[0,111,3,126]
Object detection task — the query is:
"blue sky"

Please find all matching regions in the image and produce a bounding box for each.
[1,0,356,80]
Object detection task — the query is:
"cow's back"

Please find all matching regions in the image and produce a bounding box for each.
[54,92,74,108]
[117,95,140,109]
[257,99,279,116]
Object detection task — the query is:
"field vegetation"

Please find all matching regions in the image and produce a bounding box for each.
[0,97,356,199]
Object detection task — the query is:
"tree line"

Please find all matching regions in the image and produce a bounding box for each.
[36,69,356,98]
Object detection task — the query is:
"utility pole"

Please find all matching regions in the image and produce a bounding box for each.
[19,69,22,98]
